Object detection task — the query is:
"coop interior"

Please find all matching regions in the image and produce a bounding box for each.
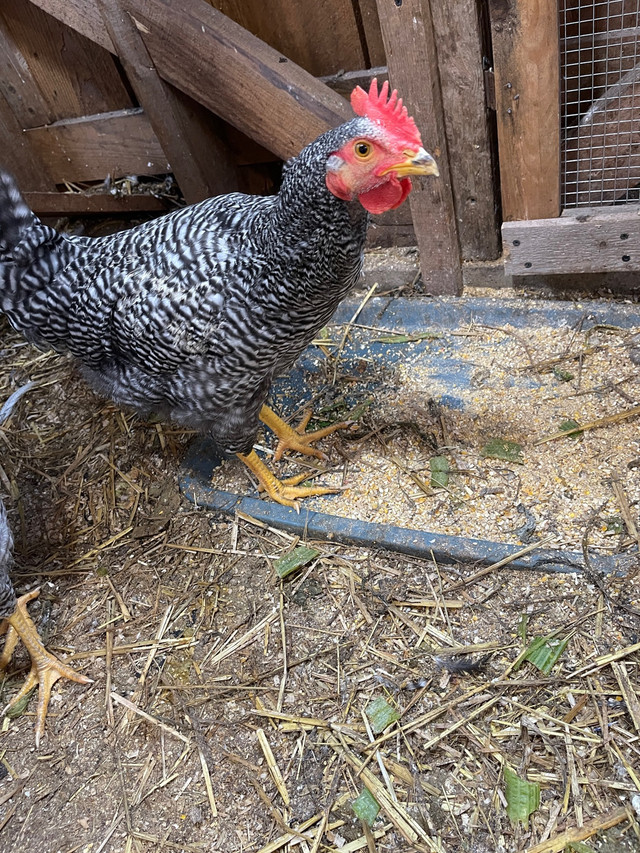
[0,2,640,853]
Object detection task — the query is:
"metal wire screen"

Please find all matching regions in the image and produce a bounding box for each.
[560,0,640,208]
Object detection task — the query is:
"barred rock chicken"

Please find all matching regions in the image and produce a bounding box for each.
[0,497,90,745]
[0,81,438,508]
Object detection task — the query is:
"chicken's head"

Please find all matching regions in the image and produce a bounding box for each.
[325,79,439,215]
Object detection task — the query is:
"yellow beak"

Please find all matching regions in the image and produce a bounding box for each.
[380,147,440,178]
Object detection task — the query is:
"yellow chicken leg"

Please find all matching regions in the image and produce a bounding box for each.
[0,588,91,746]
[259,404,352,462]
[238,449,341,509]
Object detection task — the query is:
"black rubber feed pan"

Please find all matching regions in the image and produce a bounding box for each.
[180,296,640,575]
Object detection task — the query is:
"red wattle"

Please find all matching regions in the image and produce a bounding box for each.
[357,177,412,214]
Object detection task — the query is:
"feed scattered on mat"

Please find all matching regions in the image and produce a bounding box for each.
[210,318,640,554]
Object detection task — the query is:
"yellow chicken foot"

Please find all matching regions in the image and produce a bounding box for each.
[238,450,341,509]
[259,404,352,462]
[0,588,91,746]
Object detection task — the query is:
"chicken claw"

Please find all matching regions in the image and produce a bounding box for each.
[238,449,341,510]
[259,404,352,462]
[0,588,91,746]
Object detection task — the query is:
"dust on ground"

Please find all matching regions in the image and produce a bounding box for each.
[0,296,639,853]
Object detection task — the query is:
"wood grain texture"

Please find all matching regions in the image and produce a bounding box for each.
[503,206,640,275]
[1,0,130,121]
[99,0,238,201]
[376,0,462,294]
[320,67,388,99]
[130,0,353,160]
[26,0,115,52]
[489,0,560,220]
[0,91,56,190]
[356,0,387,67]
[430,0,500,261]
[205,0,365,76]
[24,191,169,215]
[0,15,53,127]
[29,0,354,160]
[25,108,171,183]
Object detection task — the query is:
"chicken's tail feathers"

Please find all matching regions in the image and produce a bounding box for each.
[0,171,35,252]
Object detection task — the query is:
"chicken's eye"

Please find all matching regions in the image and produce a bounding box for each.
[354,141,372,159]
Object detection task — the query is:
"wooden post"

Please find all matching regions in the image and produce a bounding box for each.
[488,0,561,220]
[375,0,462,295]
[430,0,500,261]
[97,0,238,202]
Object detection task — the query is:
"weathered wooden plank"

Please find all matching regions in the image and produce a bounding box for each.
[0,92,57,191]
[24,108,171,183]
[129,0,353,160]
[205,0,366,76]
[503,206,640,275]
[489,0,560,220]
[26,0,114,52]
[25,191,169,215]
[26,0,360,157]
[375,0,462,295]
[2,0,131,122]
[0,14,53,127]
[356,0,387,67]
[98,0,237,202]
[320,67,387,100]
[430,0,500,261]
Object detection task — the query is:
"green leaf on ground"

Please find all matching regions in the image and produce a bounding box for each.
[522,633,571,674]
[274,545,320,579]
[351,787,380,824]
[559,419,583,439]
[375,331,440,344]
[429,456,450,488]
[366,697,400,733]
[553,367,574,382]
[504,766,540,826]
[480,438,524,464]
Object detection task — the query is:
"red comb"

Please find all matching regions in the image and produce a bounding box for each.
[350,78,422,147]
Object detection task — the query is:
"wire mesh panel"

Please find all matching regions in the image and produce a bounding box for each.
[560,0,640,208]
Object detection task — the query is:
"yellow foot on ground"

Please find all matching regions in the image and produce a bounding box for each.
[259,405,352,462]
[1,588,91,746]
[237,450,342,510]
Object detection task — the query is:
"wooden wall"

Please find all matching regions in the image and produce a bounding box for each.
[0,0,502,294]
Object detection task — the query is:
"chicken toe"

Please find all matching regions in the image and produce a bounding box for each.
[259,404,352,462]
[1,588,91,746]
[238,449,341,509]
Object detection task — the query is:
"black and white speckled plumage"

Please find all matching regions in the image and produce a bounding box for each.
[0,497,17,619]
[0,119,375,456]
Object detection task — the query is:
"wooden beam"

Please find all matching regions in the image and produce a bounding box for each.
[503,206,640,275]
[97,0,237,202]
[29,0,353,159]
[320,66,388,100]
[25,108,170,183]
[129,0,353,160]
[25,190,170,216]
[26,0,115,52]
[431,0,500,261]
[488,0,560,220]
[206,0,366,77]
[375,0,462,295]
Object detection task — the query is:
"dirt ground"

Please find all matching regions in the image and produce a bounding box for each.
[1,284,640,853]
